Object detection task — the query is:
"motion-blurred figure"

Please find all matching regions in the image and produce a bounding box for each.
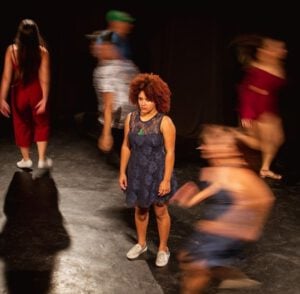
[171,125,274,293]
[93,10,135,60]
[89,10,139,166]
[232,34,287,179]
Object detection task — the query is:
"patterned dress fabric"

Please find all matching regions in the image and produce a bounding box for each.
[125,111,177,208]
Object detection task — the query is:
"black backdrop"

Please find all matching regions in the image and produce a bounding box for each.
[1,2,299,169]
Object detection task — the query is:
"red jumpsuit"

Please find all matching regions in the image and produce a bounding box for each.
[11,64,50,147]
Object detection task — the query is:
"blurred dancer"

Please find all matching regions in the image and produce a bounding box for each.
[0,19,52,169]
[91,10,139,165]
[119,73,177,267]
[232,34,287,179]
[95,10,135,60]
[171,125,274,293]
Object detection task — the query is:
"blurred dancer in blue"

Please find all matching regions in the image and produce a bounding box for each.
[96,10,135,60]
[90,10,139,166]
[171,125,274,293]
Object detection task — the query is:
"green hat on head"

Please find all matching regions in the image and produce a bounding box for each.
[106,10,135,23]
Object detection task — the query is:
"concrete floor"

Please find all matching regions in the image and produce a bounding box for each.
[0,125,299,294]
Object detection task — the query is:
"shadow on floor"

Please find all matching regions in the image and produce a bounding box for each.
[98,203,203,293]
[0,171,71,294]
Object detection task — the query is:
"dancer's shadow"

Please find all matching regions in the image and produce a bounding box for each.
[0,171,71,294]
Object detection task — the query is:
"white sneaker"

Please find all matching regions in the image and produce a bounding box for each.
[16,159,33,169]
[38,158,53,169]
[126,244,147,260]
[155,249,170,267]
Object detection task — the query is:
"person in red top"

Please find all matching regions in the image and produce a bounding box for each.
[233,35,287,179]
[0,19,52,169]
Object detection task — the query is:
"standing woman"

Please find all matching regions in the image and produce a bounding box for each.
[0,19,52,169]
[119,73,177,267]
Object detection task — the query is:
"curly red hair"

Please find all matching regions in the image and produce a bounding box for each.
[129,73,171,113]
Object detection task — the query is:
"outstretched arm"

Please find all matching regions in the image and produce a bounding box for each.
[172,182,220,208]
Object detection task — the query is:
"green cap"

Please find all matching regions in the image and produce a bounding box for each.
[106,10,135,23]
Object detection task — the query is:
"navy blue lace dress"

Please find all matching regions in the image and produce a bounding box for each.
[125,111,177,208]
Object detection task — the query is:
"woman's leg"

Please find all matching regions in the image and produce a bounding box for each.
[36,141,47,162]
[33,105,51,167]
[179,258,211,294]
[153,203,171,251]
[12,92,33,158]
[19,146,31,161]
[135,207,149,247]
[234,124,261,151]
[257,114,285,179]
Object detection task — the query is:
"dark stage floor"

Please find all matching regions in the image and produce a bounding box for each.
[0,125,299,294]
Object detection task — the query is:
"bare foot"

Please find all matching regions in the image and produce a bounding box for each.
[260,169,282,180]
[219,278,262,289]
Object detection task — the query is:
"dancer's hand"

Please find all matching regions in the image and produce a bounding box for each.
[158,180,171,196]
[98,134,113,153]
[0,100,10,117]
[119,173,127,191]
[241,118,253,129]
[35,99,47,114]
